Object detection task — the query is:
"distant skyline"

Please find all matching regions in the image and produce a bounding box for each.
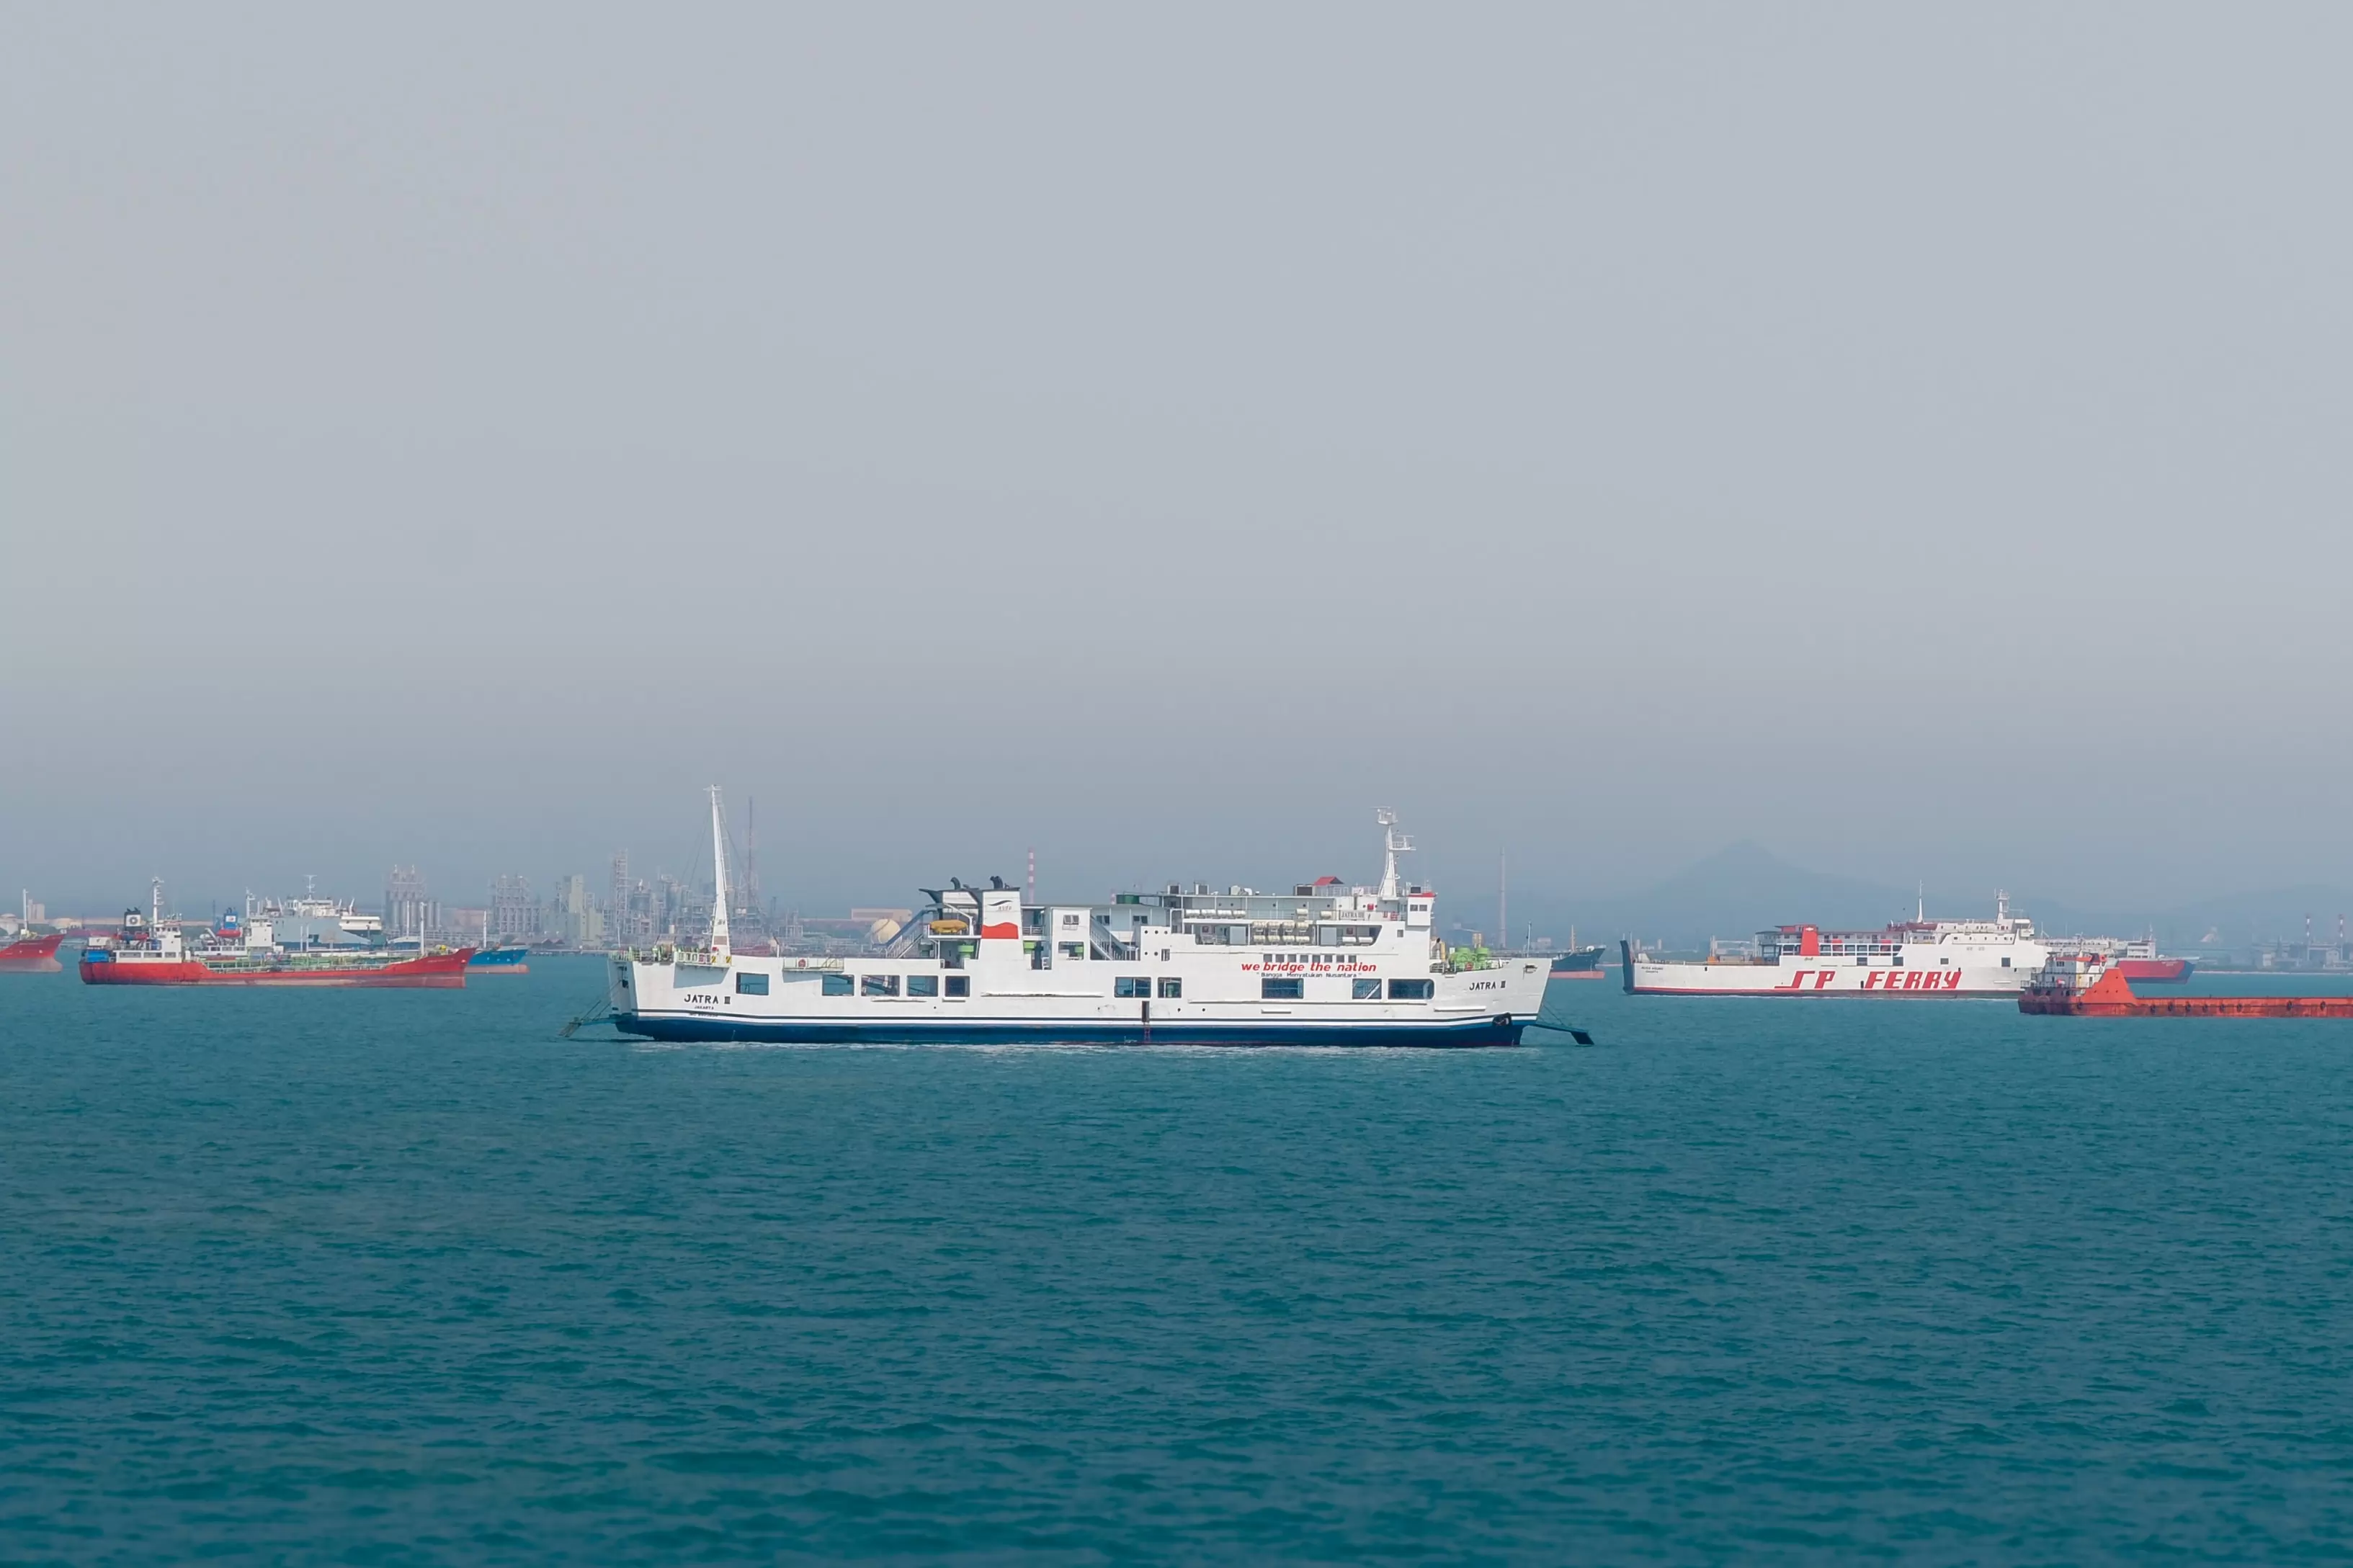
[8,6,2352,918]
[30,813,2353,961]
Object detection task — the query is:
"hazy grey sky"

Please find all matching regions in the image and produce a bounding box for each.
[6,4,2350,916]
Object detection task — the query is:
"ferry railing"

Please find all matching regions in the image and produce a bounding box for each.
[622,944,849,971]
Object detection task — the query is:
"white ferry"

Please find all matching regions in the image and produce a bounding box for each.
[1623,895,2049,998]
[610,797,1552,1047]
[255,879,384,947]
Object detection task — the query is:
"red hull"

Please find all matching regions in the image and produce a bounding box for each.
[79,948,473,987]
[0,933,66,974]
[2023,969,2353,1017]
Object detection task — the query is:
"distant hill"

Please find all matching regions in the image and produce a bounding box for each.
[1519,842,1921,950]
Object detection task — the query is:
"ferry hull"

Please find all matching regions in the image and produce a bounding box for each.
[614,1009,1527,1048]
[79,949,473,987]
[610,948,1550,1050]
[1622,942,2034,997]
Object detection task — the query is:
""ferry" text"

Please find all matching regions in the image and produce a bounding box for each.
[1774,969,1967,991]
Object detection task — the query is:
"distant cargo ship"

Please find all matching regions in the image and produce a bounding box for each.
[0,931,66,974]
[80,890,470,987]
[467,946,530,975]
[1548,945,1609,980]
[2040,935,2192,984]
[1625,895,2048,998]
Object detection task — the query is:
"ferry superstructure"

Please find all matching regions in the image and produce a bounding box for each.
[610,798,1550,1047]
[1624,895,2050,998]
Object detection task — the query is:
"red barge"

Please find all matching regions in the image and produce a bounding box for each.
[79,892,472,988]
[2022,954,2353,1018]
[0,931,66,974]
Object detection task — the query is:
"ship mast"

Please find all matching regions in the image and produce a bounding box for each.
[1376,810,1413,901]
[707,785,732,959]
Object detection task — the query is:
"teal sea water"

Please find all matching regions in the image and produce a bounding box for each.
[7,960,2353,1562]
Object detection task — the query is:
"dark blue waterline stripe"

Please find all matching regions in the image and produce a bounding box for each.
[611,1012,1525,1048]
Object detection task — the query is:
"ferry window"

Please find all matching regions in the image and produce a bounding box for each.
[1388,978,1434,1000]
[1058,941,1086,960]
[1115,977,1151,998]
[823,973,853,995]
[1158,977,1181,998]
[907,975,939,997]
[1061,913,1081,928]
[945,975,970,998]
[2001,957,2012,968]
[1262,977,1303,1000]
[1352,978,1381,1000]
[736,972,769,995]
[862,974,900,996]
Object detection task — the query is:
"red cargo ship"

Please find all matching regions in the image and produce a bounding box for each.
[0,932,66,974]
[2044,935,2194,984]
[80,897,471,988]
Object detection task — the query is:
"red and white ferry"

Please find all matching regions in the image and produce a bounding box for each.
[80,884,472,987]
[1623,895,2049,998]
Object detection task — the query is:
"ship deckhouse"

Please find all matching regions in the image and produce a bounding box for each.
[608,799,1548,1047]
